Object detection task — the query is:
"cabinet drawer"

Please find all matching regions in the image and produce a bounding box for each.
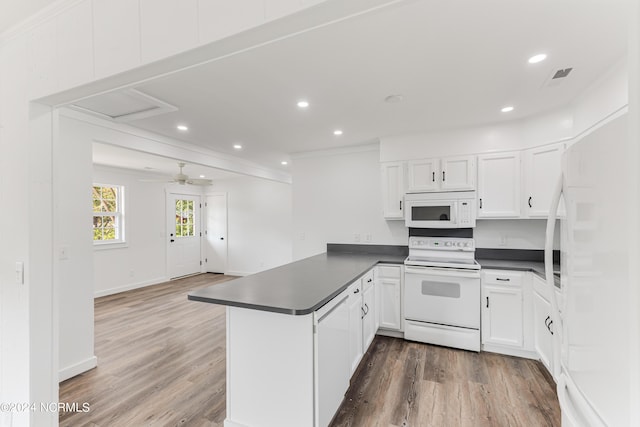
[362,270,375,290]
[377,265,401,279]
[482,270,523,287]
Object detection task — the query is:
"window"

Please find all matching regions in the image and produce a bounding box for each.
[175,199,195,237]
[93,184,125,244]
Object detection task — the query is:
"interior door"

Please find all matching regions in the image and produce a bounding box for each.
[167,193,201,279]
[205,193,228,273]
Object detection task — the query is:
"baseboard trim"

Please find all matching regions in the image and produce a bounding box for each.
[376,329,404,339]
[94,277,168,298]
[59,355,98,382]
[481,344,539,360]
[225,271,252,277]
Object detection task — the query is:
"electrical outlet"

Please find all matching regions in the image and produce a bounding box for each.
[129,269,134,278]
[59,246,69,260]
[354,233,361,242]
[499,235,508,246]
[300,232,306,241]
[365,234,372,242]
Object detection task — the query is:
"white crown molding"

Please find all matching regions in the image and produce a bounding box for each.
[0,0,86,46]
[291,140,380,159]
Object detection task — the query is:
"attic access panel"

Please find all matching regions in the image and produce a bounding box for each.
[69,89,178,122]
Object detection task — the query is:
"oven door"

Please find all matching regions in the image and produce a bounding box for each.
[405,200,458,228]
[404,266,480,329]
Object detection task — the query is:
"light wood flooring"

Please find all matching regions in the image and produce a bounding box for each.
[59,273,560,427]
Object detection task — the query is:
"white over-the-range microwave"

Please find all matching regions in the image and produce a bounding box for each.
[404,191,477,228]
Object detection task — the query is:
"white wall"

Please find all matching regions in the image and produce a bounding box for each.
[292,146,408,260]
[212,176,293,275]
[56,116,96,381]
[92,166,171,297]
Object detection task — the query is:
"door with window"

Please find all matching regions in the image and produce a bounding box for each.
[167,193,201,279]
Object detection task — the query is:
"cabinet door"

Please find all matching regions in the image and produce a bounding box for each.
[407,159,439,192]
[481,285,523,347]
[477,152,521,218]
[317,296,350,427]
[533,292,554,372]
[441,155,476,191]
[379,278,401,330]
[523,143,564,217]
[362,283,376,351]
[347,285,364,376]
[381,162,405,219]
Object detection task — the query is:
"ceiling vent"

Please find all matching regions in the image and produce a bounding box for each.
[542,67,574,88]
[69,89,178,122]
[552,68,573,79]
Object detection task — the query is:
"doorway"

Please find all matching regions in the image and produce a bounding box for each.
[204,192,228,273]
[167,193,202,278]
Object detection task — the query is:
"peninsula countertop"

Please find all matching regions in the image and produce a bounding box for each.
[188,251,406,315]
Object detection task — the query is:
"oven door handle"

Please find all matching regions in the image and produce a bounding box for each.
[405,266,480,278]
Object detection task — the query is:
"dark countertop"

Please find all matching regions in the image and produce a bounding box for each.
[477,258,561,288]
[188,252,406,315]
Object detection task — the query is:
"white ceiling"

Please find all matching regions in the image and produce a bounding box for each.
[92,143,240,180]
[88,0,628,173]
[0,0,57,34]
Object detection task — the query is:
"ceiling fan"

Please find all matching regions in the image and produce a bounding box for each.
[140,162,213,186]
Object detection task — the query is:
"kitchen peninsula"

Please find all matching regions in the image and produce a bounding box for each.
[188,246,406,427]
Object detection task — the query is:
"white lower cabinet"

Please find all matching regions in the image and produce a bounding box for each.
[316,294,350,427]
[480,270,536,358]
[377,265,403,331]
[362,280,376,350]
[481,285,523,347]
[347,280,364,376]
[532,274,556,376]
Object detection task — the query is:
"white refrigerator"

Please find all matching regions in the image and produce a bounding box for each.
[545,112,637,426]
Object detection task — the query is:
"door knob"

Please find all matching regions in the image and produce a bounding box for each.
[220,237,224,240]
[170,239,175,243]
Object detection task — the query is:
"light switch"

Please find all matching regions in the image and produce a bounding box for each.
[15,262,24,285]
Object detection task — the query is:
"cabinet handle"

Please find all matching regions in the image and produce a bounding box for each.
[361,306,365,319]
[354,288,360,294]
[486,297,489,308]
[364,303,369,315]
[528,197,533,208]
[367,278,372,283]
[442,171,446,182]
[432,171,435,182]
[399,200,402,210]
[545,316,551,328]
[496,278,510,282]
[548,320,554,335]
[479,198,483,209]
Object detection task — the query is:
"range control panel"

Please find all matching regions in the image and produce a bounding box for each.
[408,236,475,251]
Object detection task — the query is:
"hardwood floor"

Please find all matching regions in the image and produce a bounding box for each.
[59,274,560,427]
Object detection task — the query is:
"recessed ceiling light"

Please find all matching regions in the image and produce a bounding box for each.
[199,174,205,178]
[281,161,288,165]
[501,106,515,113]
[333,129,343,136]
[528,53,547,64]
[297,100,309,108]
[233,144,242,150]
[384,94,404,103]
[176,124,188,131]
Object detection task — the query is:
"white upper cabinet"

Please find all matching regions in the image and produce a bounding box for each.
[56,0,94,90]
[140,0,199,63]
[406,156,476,193]
[28,19,57,99]
[198,0,265,44]
[381,162,405,220]
[477,152,521,218]
[441,155,476,191]
[523,143,564,218]
[93,0,141,79]
[407,159,439,192]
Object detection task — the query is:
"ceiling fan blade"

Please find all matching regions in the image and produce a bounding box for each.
[186,179,213,186]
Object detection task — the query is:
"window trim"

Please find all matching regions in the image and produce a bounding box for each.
[92,183,126,247]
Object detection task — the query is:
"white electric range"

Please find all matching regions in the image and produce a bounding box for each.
[404,236,481,352]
